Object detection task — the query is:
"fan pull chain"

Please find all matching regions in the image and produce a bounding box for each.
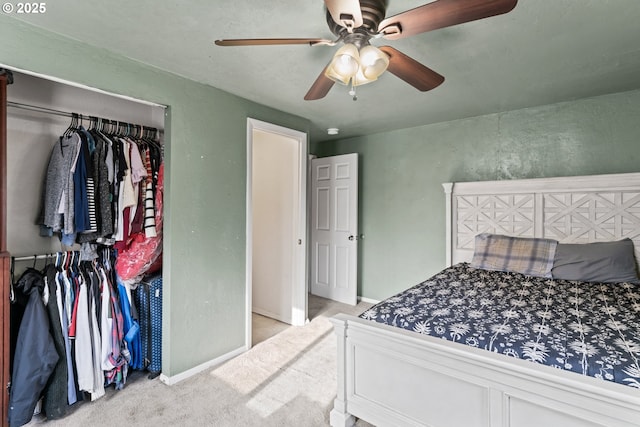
[349,82,357,101]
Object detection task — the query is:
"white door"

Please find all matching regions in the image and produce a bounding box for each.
[310,154,358,305]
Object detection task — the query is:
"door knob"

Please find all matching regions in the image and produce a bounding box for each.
[348,235,357,241]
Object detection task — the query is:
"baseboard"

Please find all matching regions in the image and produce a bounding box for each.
[252,307,292,325]
[160,345,247,385]
[358,296,380,304]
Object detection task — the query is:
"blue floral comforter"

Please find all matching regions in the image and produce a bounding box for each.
[360,263,640,388]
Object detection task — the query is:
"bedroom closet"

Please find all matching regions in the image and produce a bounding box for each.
[0,68,166,426]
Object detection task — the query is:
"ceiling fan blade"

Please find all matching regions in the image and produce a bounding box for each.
[325,0,363,31]
[378,0,517,40]
[379,46,444,92]
[215,38,333,47]
[304,66,335,100]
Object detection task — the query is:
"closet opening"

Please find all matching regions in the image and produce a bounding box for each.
[1,66,167,425]
[246,118,307,349]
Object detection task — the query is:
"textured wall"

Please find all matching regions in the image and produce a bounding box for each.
[0,16,310,377]
[313,89,640,301]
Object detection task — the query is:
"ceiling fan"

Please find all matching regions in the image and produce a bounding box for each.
[215,0,517,101]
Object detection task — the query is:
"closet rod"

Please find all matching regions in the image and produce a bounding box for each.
[7,101,72,119]
[12,253,72,262]
[7,101,160,132]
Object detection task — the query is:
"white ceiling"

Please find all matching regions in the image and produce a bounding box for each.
[9,0,640,141]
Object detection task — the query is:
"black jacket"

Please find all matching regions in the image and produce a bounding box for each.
[42,264,68,419]
[8,268,59,427]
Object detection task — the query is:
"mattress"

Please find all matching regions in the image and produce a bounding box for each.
[360,263,640,388]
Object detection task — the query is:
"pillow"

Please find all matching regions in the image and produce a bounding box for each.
[471,233,558,278]
[551,238,640,283]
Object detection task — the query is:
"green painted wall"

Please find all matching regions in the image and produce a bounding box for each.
[0,16,310,376]
[313,90,640,301]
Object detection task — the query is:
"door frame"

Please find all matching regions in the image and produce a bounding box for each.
[0,70,11,427]
[245,118,308,349]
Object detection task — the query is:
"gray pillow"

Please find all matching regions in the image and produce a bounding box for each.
[551,238,639,283]
[471,233,558,278]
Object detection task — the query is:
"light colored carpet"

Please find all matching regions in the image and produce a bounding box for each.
[251,313,290,347]
[28,295,373,426]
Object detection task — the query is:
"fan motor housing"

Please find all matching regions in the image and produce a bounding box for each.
[326,0,386,41]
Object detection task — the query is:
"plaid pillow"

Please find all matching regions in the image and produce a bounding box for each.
[471,233,558,278]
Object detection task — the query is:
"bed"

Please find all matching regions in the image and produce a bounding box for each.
[329,172,640,427]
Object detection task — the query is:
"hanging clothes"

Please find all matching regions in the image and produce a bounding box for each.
[142,148,157,238]
[55,261,78,405]
[42,264,69,419]
[9,268,59,427]
[67,128,90,243]
[74,261,106,399]
[115,162,164,282]
[15,110,164,422]
[37,119,162,251]
[119,279,142,370]
[39,134,80,234]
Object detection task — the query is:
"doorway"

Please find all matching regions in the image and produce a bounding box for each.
[246,118,307,349]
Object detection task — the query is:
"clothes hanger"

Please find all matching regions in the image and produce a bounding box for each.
[63,113,77,138]
[9,257,15,303]
[142,126,161,150]
[134,124,146,148]
[68,251,75,274]
[98,117,109,136]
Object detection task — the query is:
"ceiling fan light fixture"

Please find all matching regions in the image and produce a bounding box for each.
[325,63,352,85]
[352,67,376,87]
[359,45,389,80]
[325,43,360,84]
[216,0,520,101]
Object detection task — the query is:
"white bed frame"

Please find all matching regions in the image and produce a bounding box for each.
[330,172,640,427]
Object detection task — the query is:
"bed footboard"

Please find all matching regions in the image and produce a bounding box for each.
[330,316,356,427]
[330,314,640,427]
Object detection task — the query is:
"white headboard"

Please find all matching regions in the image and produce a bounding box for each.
[443,172,640,270]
